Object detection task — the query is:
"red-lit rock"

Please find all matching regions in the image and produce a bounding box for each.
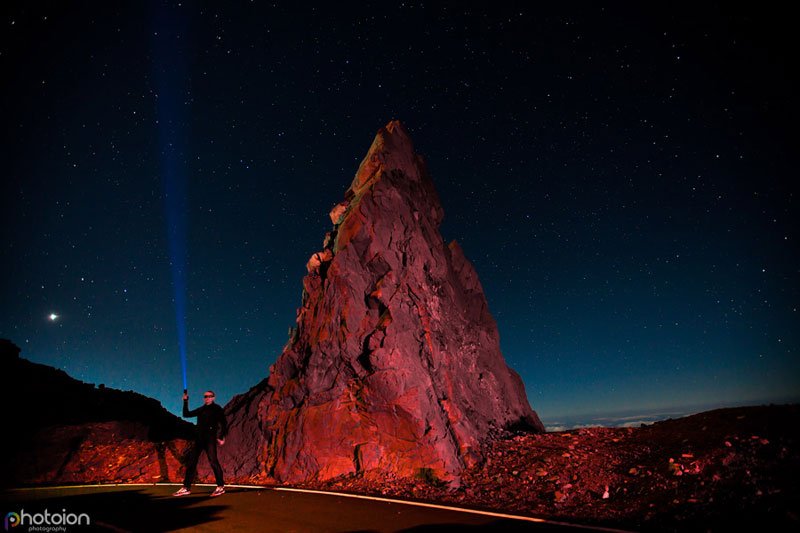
[303,405,800,532]
[2,341,197,487]
[221,120,543,484]
[13,422,191,485]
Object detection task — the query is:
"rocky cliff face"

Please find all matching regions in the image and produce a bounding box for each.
[221,120,543,484]
[1,339,194,486]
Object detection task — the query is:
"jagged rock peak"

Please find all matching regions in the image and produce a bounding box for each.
[349,120,418,193]
[221,120,544,485]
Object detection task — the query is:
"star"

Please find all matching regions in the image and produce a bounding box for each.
[48,313,59,322]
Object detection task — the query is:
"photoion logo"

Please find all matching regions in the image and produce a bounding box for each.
[4,513,19,530]
[4,509,90,531]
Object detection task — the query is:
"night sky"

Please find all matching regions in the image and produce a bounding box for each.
[2,2,797,425]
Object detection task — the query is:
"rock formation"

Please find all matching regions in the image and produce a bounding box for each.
[221,120,543,484]
[2,339,194,486]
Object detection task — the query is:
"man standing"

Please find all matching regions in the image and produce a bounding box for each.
[173,390,227,497]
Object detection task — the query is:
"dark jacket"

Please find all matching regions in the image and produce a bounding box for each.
[183,399,228,441]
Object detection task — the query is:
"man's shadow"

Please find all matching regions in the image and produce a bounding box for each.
[4,487,229,532]
[155,440,187,482]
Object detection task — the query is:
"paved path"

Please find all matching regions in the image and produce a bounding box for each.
[2,484,627,532]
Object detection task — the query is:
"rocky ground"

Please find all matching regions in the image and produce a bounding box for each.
[10,421,190,486]
[7,404,798,531]
[298,404,800,532]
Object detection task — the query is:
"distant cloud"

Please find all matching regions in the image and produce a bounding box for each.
[542,408,693,431]
[545,423,605,432]
[618,420,657,428]
[541,400,798,432]
[591,412,685,422]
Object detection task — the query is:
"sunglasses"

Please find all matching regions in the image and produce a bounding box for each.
[204,395,214,398]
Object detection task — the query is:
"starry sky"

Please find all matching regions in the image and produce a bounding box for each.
[2,2,797,425]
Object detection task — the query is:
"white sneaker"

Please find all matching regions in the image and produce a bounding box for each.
[210,486,225,497]
[172,487,191,496]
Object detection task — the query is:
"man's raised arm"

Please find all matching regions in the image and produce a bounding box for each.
[182,392,200,417]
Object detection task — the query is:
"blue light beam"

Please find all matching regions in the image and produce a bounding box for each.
[152,3,190,391]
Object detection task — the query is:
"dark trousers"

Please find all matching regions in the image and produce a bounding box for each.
[183,437,224,488]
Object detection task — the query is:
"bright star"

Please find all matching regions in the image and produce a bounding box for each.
[48,313,59,322]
